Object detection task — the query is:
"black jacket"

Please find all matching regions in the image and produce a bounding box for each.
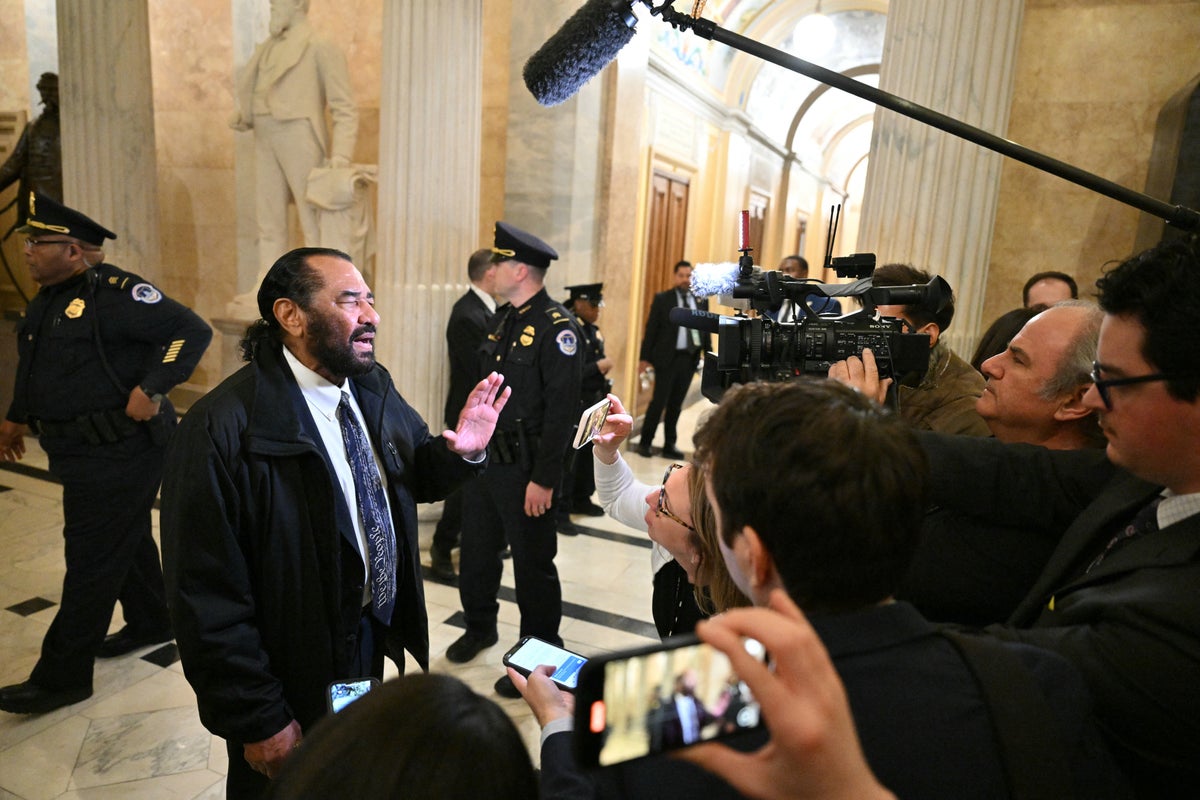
[638,287,708,369]
[443,288,493,429]
[161,344,482,745]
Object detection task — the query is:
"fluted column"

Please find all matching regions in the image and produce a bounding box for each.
[857,0,1023,353]
[376,0,483,423]
[57,0,160,275]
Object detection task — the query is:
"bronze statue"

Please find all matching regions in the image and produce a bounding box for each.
[0,73,63,225]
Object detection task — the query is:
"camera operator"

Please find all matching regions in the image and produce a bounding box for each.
[871,263,990,436]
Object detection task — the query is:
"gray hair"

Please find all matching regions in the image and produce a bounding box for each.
[1039,300,1102,400]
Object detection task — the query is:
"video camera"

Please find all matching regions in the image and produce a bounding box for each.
[674,252,951,403]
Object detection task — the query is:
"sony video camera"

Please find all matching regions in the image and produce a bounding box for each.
[676,253,950,402]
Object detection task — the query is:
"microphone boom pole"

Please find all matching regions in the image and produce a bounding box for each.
[649,4,1200,233]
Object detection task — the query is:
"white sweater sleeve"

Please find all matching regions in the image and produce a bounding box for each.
[594,452,672,575]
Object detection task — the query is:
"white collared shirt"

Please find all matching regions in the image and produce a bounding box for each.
[283,348,393,597]
[469,283,497,314]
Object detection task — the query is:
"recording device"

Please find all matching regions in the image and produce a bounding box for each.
[523,0,640,106]
[573,633,766,768]
[680,257,946,402]
[502,636,589,692]
[326,677,380,714]
[572,396,613,449]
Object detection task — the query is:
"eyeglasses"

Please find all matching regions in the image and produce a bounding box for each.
[1090,361,1172,410]
[656,463,696,532]
[24,238,74,248]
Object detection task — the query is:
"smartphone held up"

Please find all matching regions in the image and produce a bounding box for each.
[572,634,766,768]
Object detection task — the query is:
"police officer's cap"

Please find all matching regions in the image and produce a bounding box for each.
[492,221,558,270]
[565,283,603,304]
[18,191,117,246]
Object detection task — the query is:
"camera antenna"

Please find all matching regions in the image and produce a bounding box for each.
[822,203,841,273]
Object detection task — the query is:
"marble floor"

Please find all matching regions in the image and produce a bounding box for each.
[0,400,709,799]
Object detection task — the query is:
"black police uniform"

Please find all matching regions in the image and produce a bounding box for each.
[459,285,583,647]
[6,197,211,693]
[561,286,609,513]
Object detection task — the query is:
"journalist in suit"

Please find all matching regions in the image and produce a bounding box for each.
[636,261,708,458]
[900,240,1200,797]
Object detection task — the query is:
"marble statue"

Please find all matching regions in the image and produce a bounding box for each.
[228,0,360,313]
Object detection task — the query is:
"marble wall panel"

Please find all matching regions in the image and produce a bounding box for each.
[985,0,1200,324]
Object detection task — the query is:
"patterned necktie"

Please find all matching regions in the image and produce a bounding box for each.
[337,392,397,623]
[1086,496,1163,574]
[678,290,701,349]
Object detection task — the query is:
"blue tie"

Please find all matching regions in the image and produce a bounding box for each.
[338,392,397,623]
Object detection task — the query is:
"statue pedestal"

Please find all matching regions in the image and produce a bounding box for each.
[211,315,257,382]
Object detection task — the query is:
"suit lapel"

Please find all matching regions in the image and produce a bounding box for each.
[1011,473,1165,623]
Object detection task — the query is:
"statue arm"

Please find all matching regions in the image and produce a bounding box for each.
[315,41,358,163]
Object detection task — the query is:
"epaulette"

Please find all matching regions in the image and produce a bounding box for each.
[546,306,573,325]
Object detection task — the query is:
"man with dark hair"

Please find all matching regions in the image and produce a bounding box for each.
[429,247,497,583]
[872,240,1199,794]
[518,379,1123,799]
[777,254,841,316]
[872,262,989,436]
[636,260,707,458]
[159,247,507,798]
[448,222,582,701]
[1022,270,1078,308]
[0,192,211,715]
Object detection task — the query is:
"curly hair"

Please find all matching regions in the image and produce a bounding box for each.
[238,247,349,362]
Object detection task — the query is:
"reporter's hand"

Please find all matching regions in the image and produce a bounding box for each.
[0,420,27,462]
[592,393,632,465]
[674,590,894,800]
[828,347,891,407]
[243,719,302,779]
[507,665,574,728]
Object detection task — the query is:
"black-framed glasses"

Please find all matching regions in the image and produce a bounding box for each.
[1090,361,1172,410]
[24,237,74,248]
[656,463,696,531]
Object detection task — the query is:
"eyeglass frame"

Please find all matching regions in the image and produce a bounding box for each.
[1090,361,1173,410]
[23,237,75,248]
[656,463,696,532]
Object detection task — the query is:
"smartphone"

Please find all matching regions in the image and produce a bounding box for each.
[572,396,612,450]
[502,636,589,692]
[572,633,766,768]
[326,677,380,714]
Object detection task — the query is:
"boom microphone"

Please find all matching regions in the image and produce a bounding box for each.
[668,306,723,334]
[523,0,639,107]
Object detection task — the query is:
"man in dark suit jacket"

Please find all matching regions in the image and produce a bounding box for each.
[429,248,497,583]
[636,260,707,459]
[913,240,1200,796]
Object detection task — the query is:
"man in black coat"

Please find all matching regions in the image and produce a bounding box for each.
[429,248,497,583]
[159,247,507,799]
[0,192,211,715]
[636,260,706,458]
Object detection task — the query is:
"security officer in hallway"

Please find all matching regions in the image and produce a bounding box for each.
[558,282,610,536]
[448,222,582,699]
[0,192,212,714]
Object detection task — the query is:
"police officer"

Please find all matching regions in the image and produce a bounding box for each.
[0,192,212,714]
[558,283,610,535]
[447,222,582,699]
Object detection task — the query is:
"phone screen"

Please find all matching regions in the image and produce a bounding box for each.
[572,397,612,450]
[327,678,379,713]
[573,635,765,767]
[503,637,588,691]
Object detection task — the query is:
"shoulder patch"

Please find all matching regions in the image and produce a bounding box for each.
[556,328,578,356]
[131,283,163,304]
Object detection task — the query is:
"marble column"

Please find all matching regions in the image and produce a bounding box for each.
[856,0,1023,353]
[57,0,161,275]
[375,0,483,423]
